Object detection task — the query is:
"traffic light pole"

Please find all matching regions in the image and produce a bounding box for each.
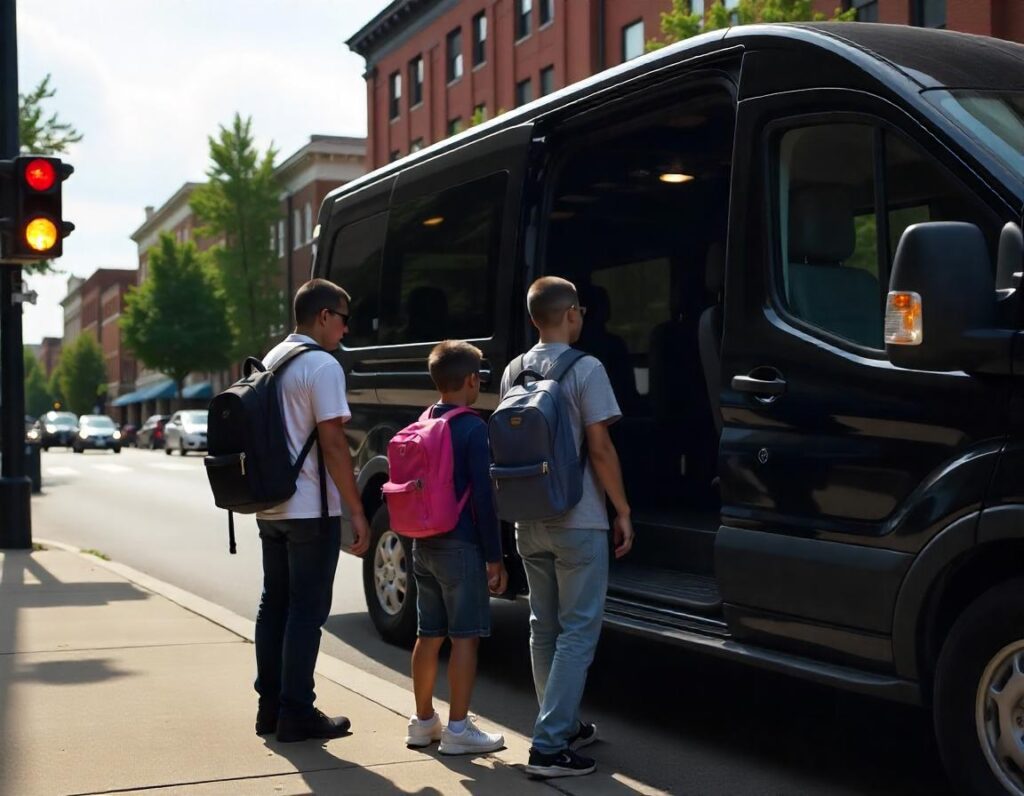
[0,0,32,549]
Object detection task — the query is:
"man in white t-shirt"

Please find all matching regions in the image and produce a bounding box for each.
[254,278,370,744]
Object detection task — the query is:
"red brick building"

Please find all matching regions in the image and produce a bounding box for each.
[348,0,1024,169]
[37,337,62,379]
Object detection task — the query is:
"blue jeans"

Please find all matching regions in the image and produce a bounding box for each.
[516,523,609,754]
[254,517,341,718]
[413,537,491,638]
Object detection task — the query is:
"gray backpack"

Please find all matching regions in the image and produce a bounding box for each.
[488,349,588,522]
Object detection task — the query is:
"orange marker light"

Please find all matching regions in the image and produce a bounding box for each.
[25,217,58,252]
[24,159,56,191]
[885,291,923,346]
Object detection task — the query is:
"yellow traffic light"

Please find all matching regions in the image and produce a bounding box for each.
[24,217,58,252]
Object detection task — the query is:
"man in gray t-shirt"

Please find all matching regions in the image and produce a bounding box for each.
[500,276,635,780]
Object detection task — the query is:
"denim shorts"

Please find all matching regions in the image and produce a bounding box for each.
[413,537,490,638]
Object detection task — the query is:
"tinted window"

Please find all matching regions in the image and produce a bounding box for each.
[447,28,463,82]
[379,172,507,345]
[328,212,387,348]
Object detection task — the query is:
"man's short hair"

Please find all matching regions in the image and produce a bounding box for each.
[428,340,483,393]
[294,279,351,326]
[527,276,578,328]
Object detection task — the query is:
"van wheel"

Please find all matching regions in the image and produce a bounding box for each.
[935,578,1024,796]
[363,505,416,647]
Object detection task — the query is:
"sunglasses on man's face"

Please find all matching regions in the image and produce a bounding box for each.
[325,308,350,325]
[569,304,587,317]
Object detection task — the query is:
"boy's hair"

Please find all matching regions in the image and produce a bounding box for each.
[428,340,483,393]
[294,278,351,326]
[527,276,578,328]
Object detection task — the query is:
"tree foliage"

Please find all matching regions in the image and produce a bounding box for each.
[120,233,233,405]
[19,74,83,155]
[23,349,52,418]
[190,114,281,358]
[48,362,65,409]
[59,335,108,416]
[650,0,854,48]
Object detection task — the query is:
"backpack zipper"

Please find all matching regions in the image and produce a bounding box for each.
[240,452,247,476]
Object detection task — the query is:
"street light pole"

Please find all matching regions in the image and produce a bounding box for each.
[0,0,32,549]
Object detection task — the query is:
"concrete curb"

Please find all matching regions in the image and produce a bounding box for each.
[35,537,540,781]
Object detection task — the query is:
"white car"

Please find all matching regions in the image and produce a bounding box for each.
[164,410,208,456]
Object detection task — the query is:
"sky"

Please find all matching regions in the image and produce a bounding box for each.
[16,0,392,344]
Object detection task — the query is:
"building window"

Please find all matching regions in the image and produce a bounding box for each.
[848,0,878,21]
[447,28,463,83]
[539,65,555,97]
[408,56,424,107]
[268,223,276,252]
[304,202,313,243]
[540,0,554,26]
[472,103,487,124]
[472,12,487,66]
[447,117,463,136]
[915,0,946,28]
[389,71,401,120]
[515,78,533,107]
[390,150,401,162]
[292,209,302,250]
[517,0,532,40]
[622,20,644,62]
[410,138,424,153]
[691,0,705,16]
[277,219,285,257]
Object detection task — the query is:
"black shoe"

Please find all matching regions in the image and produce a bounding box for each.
[525,747,596,779]
[276,708,351,743]
[255,701,279,736]
[568,720,598,751]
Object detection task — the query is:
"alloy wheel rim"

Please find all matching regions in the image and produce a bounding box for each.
[977,639,1024,795]
[373,530,407,617]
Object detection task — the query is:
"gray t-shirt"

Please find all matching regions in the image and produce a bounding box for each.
[499,343,622,530]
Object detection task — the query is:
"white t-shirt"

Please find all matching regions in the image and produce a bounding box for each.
[256,334,351,520]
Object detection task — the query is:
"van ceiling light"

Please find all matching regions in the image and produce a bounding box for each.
[659,172,695,184]
[422,216,445,227]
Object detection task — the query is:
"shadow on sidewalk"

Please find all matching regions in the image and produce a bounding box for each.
[0,550,151,795]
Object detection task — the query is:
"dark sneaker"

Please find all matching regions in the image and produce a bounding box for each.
[255,701,279,736]
[525,747,596,779]
[276,708,351,743]
[568,721,598,751]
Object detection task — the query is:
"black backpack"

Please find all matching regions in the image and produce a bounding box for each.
[204,344,328,553]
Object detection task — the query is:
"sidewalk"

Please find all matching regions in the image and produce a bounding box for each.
[0,543,585,796]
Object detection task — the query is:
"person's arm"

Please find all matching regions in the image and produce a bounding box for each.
[318,416,370,556]
[584,421,634,559]
[466,422,507,592]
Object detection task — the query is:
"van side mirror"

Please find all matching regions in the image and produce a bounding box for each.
[885,222,1004,372]
[996,221,1023,290]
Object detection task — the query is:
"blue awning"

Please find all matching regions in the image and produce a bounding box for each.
[112,378,177,406]
[111,390,141,407]
[182,381,212,400]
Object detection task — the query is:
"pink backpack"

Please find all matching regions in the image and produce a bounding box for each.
[382,405,477,538]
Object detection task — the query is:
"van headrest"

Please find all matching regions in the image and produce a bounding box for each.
[788,186,856,264]
[705,242,725,294]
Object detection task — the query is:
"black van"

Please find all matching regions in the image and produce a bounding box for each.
[315,23,1024,796]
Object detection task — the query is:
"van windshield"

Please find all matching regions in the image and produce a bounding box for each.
[926,90,1024,178]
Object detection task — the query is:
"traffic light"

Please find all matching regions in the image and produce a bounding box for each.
[0,155,74,262]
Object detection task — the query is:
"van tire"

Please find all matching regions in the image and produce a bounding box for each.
[363,504,417,647]
[934,578,1024,796]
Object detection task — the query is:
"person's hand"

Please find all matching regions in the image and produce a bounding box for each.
[613,513,634,559]
[348,512,371,557]
[486,561,508,594]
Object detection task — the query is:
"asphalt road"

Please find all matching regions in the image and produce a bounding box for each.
[30,446,953,795]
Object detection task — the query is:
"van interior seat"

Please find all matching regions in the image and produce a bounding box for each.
[786,186,882,348]
[698,242,726,438]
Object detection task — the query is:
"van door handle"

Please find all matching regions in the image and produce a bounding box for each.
[732,372,787,397]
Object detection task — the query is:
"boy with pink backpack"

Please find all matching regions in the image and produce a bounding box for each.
[383,340,507,754]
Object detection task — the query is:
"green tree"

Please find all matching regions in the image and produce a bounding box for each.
[23,349,52,417]
[650,0,854,49]
[59,335,108,416]
[190,114,281,358]
[48,360,65,409]
[120,233,233,407]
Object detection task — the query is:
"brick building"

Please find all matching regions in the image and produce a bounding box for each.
[60,275,85,346]
[348,0,1024,169]
[37,337,62,379]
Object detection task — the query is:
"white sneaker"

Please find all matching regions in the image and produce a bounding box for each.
[438,717,505,755]
[405,713,443,748]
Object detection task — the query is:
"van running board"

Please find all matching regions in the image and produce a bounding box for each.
[609,564,722,616]
[605,595,730,638]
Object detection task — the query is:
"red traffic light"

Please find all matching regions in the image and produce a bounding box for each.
[24,158,56,192]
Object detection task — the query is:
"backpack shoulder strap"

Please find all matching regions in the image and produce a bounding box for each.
[545,348,588,382]
[269,343,325,375]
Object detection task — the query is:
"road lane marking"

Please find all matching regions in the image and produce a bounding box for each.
[92,464,132,474]
[45,466,79,476]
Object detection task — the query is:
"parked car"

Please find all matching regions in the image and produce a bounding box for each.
[119,423,138,447]
[72,415,122,454]
[164,410,208,455]
[35,411,78,450]
[136,414,170,449]
[315,23,1024,796]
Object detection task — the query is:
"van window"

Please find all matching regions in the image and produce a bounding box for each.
[379,172,507,345]
[775,122,999,350]
[328,211,387,348]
